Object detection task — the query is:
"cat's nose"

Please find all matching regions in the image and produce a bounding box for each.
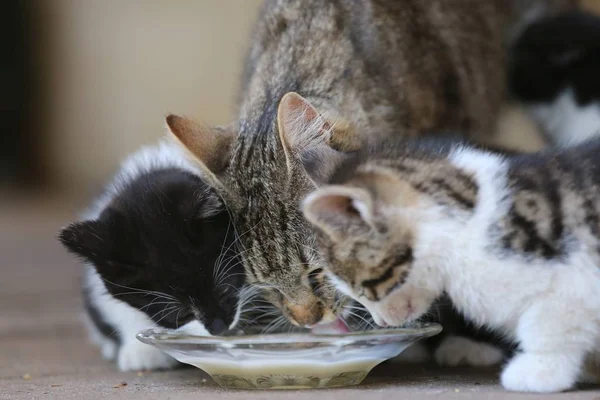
[208,318,227,335]
[286,302,324,327]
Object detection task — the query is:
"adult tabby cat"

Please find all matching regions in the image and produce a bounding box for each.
[303,136,600,392]
[168,0,576,327]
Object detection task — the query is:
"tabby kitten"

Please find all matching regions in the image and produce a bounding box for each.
[167,0,572,327]
[510,9,600,145]
[303,137,600,392]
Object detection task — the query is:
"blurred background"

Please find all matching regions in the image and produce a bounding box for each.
[2,0,263,200]
[1,0,598,200]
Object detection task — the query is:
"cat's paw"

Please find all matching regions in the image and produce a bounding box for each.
[393,342,431,363]
[434,335,504,367]
[101,339,118,361]
[117,340,178,371]
[501,353,578,393]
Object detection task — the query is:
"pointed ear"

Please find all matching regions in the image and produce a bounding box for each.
[302,185,375,241]
[59,220,110,262]
[165,114,236,190]
[196,191,224,219]
[277,92,330,161]
[277,92,359,183]
[59,219,140,284]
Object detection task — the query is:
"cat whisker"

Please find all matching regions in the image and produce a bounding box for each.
[175,307,184,329]
[224,217,264,258]
[110,291,173,301]
[261,315,288,334]
[344,307,375,330]
[154,306,182,326]
[293,240,321,256]
[100,278,177,302]
[213,247,253,284]
[138,300,179,312]
[148,305,179,323]
[213,218,234,279]
[215,254,263,287]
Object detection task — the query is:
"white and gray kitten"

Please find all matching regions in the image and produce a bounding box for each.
[304,137,600,392]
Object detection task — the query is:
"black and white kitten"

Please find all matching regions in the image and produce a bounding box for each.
[59,141,246,371]
[510,9,600,145]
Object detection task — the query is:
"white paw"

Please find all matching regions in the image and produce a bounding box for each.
[117,340,178,371]
[434,335,504,367]
[101,339,118,361]
[393,342,431,363]
[501,353,578,393]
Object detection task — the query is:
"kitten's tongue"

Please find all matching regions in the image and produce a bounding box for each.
[310,317,350,334]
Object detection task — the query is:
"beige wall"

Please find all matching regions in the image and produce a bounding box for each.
[36,0,262,190]
[583,0,600,13]
[34,0,600,190]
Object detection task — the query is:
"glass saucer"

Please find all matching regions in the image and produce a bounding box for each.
[136,323,442,390]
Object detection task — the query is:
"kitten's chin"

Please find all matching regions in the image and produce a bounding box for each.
[175,320,210,336]
[368,294,432,328]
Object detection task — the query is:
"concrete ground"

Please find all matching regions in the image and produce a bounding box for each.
[3,194,600,400]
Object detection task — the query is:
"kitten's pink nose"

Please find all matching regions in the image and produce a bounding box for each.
[285,302,324,327]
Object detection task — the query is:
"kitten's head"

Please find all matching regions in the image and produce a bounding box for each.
[164,93,354,327]
[303,159,477,327]
[60,168,244,335]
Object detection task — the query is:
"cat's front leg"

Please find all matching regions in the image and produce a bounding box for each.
[117,336,179,371]
[434,335,504,367]
[500,302,591,393]
[501,352,584,393]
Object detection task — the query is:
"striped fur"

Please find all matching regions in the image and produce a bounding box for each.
[304,138,600,392]
[168,0,576,326]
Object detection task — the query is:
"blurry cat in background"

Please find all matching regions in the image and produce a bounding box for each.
[59,141,248,371]
[510,9,600,145]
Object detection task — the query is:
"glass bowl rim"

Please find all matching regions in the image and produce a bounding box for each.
[137,322,442,346]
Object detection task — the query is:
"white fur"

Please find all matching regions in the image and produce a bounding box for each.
[335,146,600,392]
[82,311,118,360]
[436,148,600,392]
[529,88,600,146]
[77,140,211,371]
[387,335,504,367]
[434,335,504,367]
[392,342,431,363]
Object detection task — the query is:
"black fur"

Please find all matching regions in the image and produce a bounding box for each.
[83,285,120,344]
[60,168,243,335]
[509,10,600,105]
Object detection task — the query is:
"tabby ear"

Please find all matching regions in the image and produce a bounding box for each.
[303,185,374,241]
[59,220,111,262]
[165,114,237,191]
[277,93,358,183]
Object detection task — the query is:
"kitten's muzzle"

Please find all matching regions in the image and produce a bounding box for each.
[207,318,228,335]
[285,301,336,328]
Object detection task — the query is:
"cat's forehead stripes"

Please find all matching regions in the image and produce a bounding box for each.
[354,158,479,212]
